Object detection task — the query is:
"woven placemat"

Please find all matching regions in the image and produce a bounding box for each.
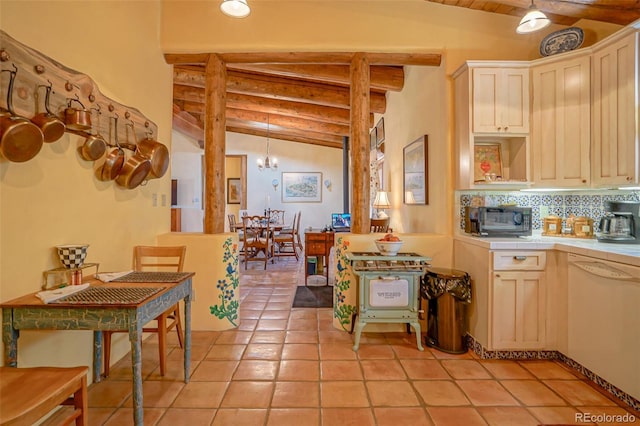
[110,271,191,283]
[52,286,163,304]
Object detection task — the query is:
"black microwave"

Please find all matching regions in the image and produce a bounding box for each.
[464,206,532,237]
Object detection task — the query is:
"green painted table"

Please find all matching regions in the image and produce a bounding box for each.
[1,272,194,426]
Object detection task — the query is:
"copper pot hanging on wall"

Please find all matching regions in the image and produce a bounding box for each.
[30,82,65,143]
[64,96,91,131]
[0,65,44,162]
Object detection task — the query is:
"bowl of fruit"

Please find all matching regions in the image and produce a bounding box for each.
[375,233,403,256]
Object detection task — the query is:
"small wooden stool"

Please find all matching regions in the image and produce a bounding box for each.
[0,366,88,426]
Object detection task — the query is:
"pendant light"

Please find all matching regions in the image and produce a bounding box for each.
[257,117,278,172]
[516,0,550,34]
[220,0,251,18]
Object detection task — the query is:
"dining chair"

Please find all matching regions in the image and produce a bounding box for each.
[103,245,186,377]
[242,215,273,270]
[273,211,300,260]
[269,209,286,226]
[228,214,239,232]
[370,217,390,233]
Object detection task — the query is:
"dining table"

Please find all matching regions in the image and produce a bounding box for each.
[0,271,194,426]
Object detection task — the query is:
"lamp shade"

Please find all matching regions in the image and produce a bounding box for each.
[220,0,250,18]
[405,191,417,204]
[373,191,391,209]
[516,4,550,34]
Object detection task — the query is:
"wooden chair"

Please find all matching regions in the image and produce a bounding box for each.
[269,209,286,226]
[103,245,186,377]
[0,366,88,426]
[273,211,300,260]
[242,215,273,270]
[371,217,390,233]
[228,214,239,232]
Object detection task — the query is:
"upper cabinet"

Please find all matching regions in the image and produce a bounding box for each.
[472,68,530,134]
[531,54,591,188]
[454,62,531,190]
[591,32,639,187]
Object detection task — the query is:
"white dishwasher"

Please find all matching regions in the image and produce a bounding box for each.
[567,253,640,401]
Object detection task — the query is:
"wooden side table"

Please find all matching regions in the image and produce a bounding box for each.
[304,230,334,285]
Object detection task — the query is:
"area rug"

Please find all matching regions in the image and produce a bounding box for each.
[292,285,334,308]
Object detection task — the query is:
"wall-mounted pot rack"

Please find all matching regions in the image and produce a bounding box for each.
[0,30,158,154]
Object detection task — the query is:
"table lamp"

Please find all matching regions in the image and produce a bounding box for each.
[373,191,391,218]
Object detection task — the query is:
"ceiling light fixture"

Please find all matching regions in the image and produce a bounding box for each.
[220,0,251,18]
[516,0,550,34]
[257,117,278,172]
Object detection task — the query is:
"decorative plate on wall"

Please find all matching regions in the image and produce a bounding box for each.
[540,27,584,57]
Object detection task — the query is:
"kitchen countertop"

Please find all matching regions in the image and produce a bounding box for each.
[454,232,640,267]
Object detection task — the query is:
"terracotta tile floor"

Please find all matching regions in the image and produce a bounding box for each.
[73,258,639,425]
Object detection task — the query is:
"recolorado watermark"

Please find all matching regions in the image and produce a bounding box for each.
[576,412,637,423]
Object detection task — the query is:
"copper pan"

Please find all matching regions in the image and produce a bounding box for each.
[98,115,124,181]
[64,96,91,131]
[0,65,44,162]
[30,82,65,143]
[80,107,106,161]
[137,130,169,179]
[115,122,150,189]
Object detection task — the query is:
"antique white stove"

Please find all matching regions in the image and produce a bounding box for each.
[346,251,431,351]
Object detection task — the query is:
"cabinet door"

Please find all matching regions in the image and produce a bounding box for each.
[532,56,591,187]
[492,271,546,350]
[592,33,638,186]
[473,68,529,134]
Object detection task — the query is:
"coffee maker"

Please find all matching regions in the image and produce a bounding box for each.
[598,201,640,244]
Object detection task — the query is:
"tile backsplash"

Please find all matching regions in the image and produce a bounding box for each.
[457,190,640,231]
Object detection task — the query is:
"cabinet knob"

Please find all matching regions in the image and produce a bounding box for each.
[513,256,527,261]
[581,179,587,183]
[495,273,501,278]
[627,176,632,181]
[497,127,502,131]
[504,126,508,131]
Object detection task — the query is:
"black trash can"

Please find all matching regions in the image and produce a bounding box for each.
[421,267,471,354]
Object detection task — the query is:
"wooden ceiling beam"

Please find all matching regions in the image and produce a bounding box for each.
[174,80,386,114]
[226,121,343,149]
[226,108,350,136]
[175,64,404,92]
[165,52,441,66]
[181,95,374,127]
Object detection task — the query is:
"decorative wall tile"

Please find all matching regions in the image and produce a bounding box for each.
[457,190,640,230]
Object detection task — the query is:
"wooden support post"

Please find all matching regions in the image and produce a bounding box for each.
[204,54,227,234]
[349,53,371,234]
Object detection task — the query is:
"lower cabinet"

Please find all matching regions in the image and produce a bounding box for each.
[492,270,546,350]
[491,251,547,350]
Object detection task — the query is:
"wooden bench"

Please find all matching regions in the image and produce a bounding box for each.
[0,366,88,426]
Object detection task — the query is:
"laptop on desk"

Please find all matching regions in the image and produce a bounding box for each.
[331,213,351,232]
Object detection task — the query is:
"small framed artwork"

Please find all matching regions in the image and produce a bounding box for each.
[375,117,385,145]
[369,128,377,151]
[227,178,241,204]
[473,143,503,181]
[282,172,322,203]
[403,135,428,205]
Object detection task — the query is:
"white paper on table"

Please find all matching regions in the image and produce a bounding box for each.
[37,283,90,304]
[95,270,133,282]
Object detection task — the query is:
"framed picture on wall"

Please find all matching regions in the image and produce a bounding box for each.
[375,117,385,145]
[227,178,241,204]
[403,135,428,205]
[282,172,322,203]
[473,143,503,181]
[370,128,377,151]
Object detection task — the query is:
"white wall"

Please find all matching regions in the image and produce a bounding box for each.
[171,130,345,232]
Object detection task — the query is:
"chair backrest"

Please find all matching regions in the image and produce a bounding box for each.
[133,246,186,272]
[294,210,302,233]
[228,214,237,230]
[242,215,271,245]
[370,218,390,233]
[269,209,286,225]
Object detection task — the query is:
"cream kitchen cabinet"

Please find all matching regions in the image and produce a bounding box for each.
[472,67,530,134]
[453,241,548,351]
[454,62,531,190]
[531,54,591,187]
[591,32,639,187]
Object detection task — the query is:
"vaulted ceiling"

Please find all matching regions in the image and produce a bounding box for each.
[169,0,639,149]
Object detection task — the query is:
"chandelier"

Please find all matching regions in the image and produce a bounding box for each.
[257,117,278,172]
